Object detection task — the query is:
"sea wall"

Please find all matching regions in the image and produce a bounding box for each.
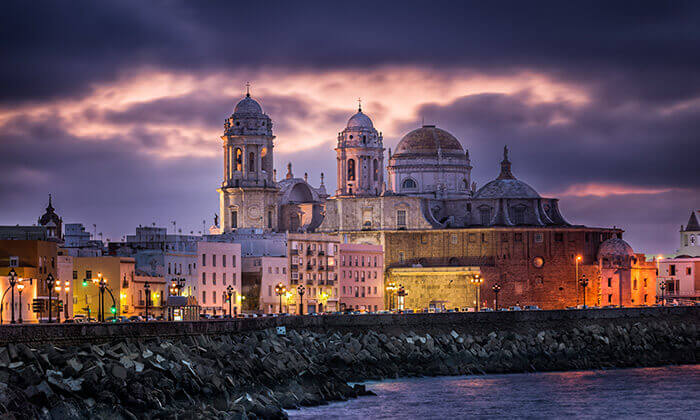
[0,307,697,419]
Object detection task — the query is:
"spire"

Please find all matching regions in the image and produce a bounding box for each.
[686,210,700,231]
[47,193,54,211]
[357,97,362,113]
[286,162,293,179]
[245,82,251,98]
[497,145,515,180]
[304,172,308,183]
[320,172,325,186]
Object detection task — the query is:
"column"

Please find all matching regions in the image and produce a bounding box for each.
[223,145,229,183]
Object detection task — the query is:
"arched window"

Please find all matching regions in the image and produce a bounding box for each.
[231,210,238,229]
[463,179,468,189]
[402,178,417,189]
[373,159,379,181]
[267,210,273,229]
[235,148,242,171]
[249,152,255,172]
[347,159,356,181]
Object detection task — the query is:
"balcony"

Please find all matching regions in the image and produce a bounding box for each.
[291,249,298,255]
[318,250,325,256]
[318,265,325,271]
[306,249,314,256]
[291,264,299,270]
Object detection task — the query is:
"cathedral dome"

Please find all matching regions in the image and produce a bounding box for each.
[475,179,540,199]
[598,238,634,258]
[394,125,464,156]
[347,110,374,129]
[234,94,263,115]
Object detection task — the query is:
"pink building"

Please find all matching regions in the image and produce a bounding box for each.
[338,243,384,312]
[197,241,242,316]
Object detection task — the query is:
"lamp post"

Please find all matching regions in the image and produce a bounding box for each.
[144,281,151,320]
[46,273,56,323]
[274,283,286,314]
[226,285,234,317]
[659,281,666,306]
[16,282,24,324]
[297,285,305,315]
[397,285,408,311]
[575,255,582,306]
[63,281,70,320]
[492,283,501,310]
[8,268,17,324]
[386,282,398,311]
[579,274,589,308]
[470,274,483,312]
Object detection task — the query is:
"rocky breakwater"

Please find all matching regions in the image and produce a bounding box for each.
[0,319,697,419]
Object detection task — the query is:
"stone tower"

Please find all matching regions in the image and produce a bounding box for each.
[218,88,279,232]
[335,102,385,196]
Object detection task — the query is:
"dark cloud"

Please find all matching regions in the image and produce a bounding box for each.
[2,1,700,106]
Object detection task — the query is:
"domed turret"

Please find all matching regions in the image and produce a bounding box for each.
[598,237,634,259]
[394,125,464,157]
[233,94,263,115]
[474,146,540,199]
[346,110,374,129]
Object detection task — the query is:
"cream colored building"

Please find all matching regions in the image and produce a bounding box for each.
[72,256,134,319]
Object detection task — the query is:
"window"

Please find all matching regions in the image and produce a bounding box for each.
[607,278,612,287]
[222,255,226,267]
[398,251,405,264]
[450,234,458,245]
[212,255,217,267]
[397,210,407,228]
[168,262,171,274]
[512,207,526,225]
[202,272,207,285]
[687,267,692,275]
[86,270,92,280]
[268,210,273,229]
[223,273,227,285]
[670,265,676,276]
[202,291,207,304]
[282,267,286,274]
[633,279,637,290]
[202,254,207,266]
[9,256,18,267]
[231,210,238,228]
[232,256,236,267]
[421,235,428,244]
[481,233,487,243]
[374,256,377,267]
[347,159,356,181]
[607,294,612,303]
[643,278,647,287]
[72,270,78,280]
[212,273,217,285]
[373,159,379,181]
[235,148,242,171]
[480,208,492,226]
[554,233,564,242]
[402,178,417,189]
[502,233,509,242]
[534,233,544,243]
[515,233,523,242]
[213,292,217,304]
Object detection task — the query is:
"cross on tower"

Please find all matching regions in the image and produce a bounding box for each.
[358,97,362,112]
[245,82,251,97]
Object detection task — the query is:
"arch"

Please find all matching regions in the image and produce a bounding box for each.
[347,159,356,181]
[235,148,242,171]
[448,257,459,266]
[402,178,417,189]
[248,152,255,172]
[288,183,314,202]
[373,159,379,181]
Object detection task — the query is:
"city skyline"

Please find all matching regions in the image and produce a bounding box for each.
[2,1,699,254]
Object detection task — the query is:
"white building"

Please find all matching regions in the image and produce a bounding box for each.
[243,256,289,314]
[63,224,103,257]
[197,241,242,316]
[658,256,700,303]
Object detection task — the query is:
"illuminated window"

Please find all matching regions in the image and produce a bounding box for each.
[235,148,242,171]
[347,159,356,181]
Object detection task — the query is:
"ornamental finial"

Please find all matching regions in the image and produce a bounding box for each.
[358,97,362,113]
[245,81,251,97]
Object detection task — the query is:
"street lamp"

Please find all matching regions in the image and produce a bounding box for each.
[8,268,17,324]
[274,282,286,314]
[144,281,151,320]
[386,282,398,311]
[579,274,589,308]
[16,282,24,324]
[397,285,408,311]
[470,274,483,311]
[297,284,305,315]
[659,281,666,306]
[492,283,501,310]
[575,255,582,306]
[46,273,56,323]
[226,285,234,317]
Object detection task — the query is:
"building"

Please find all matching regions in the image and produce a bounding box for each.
[209,91,629,311]
[243,256,288,314]
[677,210,700,257]
[62,223,103,257]
[37,195,63,242]
[72,256,134,320]
[197,241,242,316]
[658,256,700,304]
[338,243,384,312]
[0,240,59,322]
[288,233,339,313]
[597,238,657,307]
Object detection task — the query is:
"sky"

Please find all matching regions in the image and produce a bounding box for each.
[1,1,698,255]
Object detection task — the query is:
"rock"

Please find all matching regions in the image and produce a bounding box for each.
[111,364,127,380]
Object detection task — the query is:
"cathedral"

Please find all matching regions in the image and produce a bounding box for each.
[217,89,624,310]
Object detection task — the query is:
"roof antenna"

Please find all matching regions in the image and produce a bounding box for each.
[358,97,362,113]
[245,81,251,97]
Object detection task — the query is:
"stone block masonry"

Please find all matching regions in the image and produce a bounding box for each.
[0,307,696,418]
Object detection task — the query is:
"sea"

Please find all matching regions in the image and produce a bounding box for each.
[287,365,699,419]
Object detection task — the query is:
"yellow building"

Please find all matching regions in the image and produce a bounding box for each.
[72,256,134,320]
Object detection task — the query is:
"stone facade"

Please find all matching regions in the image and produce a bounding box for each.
[335,105,384,197]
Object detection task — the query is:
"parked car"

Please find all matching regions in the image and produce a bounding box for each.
[128,315,144,322]
[480,307,494,312]
[523,305,541,311]
[509,306,522,311]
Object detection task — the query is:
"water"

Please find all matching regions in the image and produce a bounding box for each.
[287,365,699,419]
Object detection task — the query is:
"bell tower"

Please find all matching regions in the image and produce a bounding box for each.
[218,86,279,232]
[335,101,384,196]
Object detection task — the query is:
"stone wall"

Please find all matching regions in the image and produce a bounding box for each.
[0,306,696,345]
